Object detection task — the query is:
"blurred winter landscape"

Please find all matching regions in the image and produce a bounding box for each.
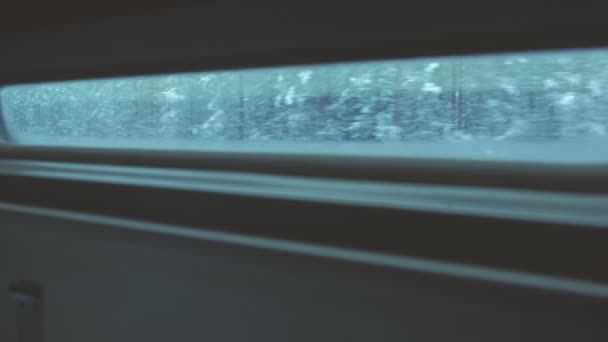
[2,48,608,162]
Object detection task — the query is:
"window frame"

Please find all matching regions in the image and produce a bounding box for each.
[0,2,607,299]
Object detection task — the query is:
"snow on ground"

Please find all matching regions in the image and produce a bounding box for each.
[424,62,440,72]
[285,86,296,105]
[544,79,558,89]
[298,70,312,84]
[422,82,442,94]
[558,93,576,106]
[160,88,185,103]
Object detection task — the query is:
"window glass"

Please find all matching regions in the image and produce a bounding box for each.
[2,49,608,162]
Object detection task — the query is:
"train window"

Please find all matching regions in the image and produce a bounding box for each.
[2,48,608,162]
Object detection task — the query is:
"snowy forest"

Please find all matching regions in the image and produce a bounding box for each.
[2,49,608,146]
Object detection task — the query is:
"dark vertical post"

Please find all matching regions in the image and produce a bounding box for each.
[10,280,44,342]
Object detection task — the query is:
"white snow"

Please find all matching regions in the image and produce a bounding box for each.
[189,126,200,135]
[544,79,558,89]
[401,76,419,86]
[274,94,282,107]
[160,88,185,103]
[361,104,373,114]
[422,82,442,94]
[375,125,402,140]
[495,120,526,140]
[499,82,518,95]
[207,97,218,111]
[449,131,473,141]
[558,92,576,106]
[159,110,177,124]
[348,121,362,130]
[424,62,440,72]
[199,75,214,86]
[285,86,296,105]
[298,70,313,84]
[349,76,372,86]
[201,110,225,131]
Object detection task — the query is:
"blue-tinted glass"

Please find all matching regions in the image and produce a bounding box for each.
[2,48,608,162]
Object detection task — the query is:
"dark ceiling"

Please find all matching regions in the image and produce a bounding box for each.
[0,1,207,34]
[1,1,607,84]
[1,1,605,37]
